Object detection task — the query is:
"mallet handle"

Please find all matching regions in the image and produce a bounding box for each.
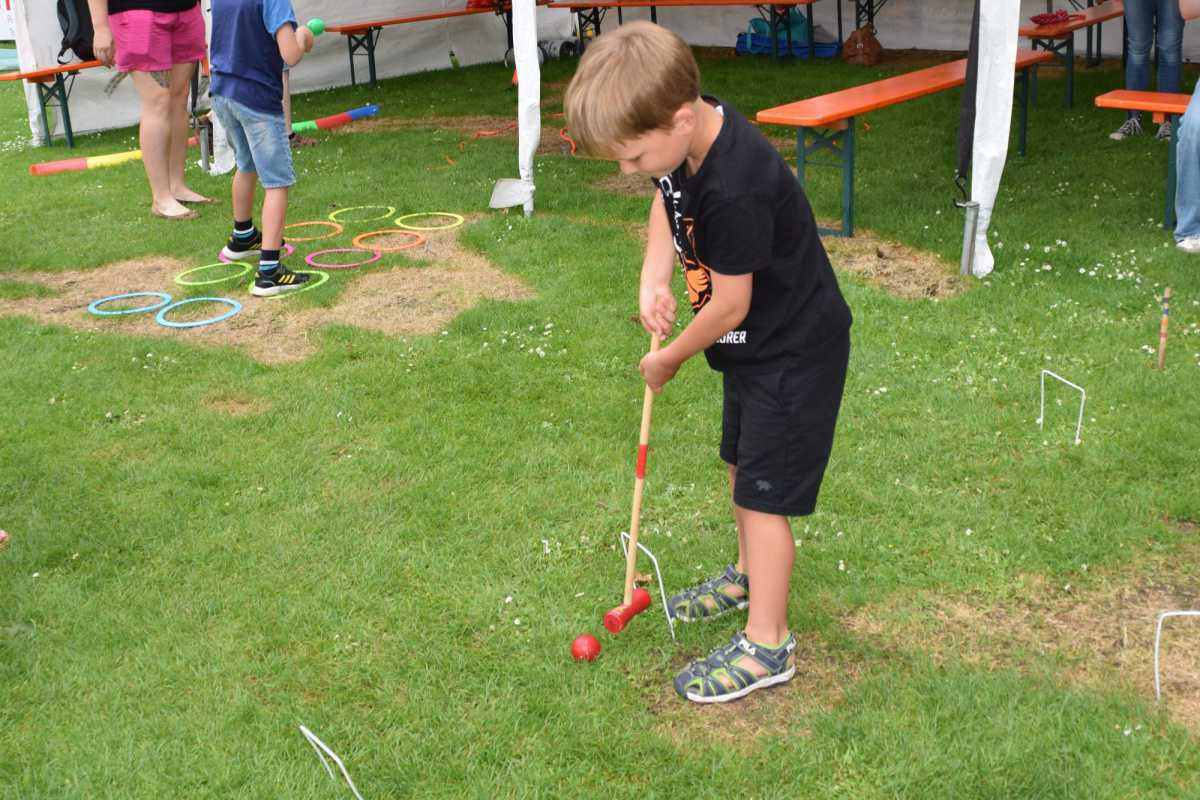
[622,333,660,607]
[1158,287,1171,370]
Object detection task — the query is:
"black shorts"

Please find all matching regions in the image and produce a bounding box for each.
[719,334,850,516]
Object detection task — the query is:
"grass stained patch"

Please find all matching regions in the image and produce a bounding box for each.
[846,535,1200,731]
[0,225,534,363]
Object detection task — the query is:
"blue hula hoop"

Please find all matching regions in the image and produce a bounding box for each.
[88,291,172,316]
[155,297,242,329]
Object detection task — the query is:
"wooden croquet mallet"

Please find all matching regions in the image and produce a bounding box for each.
[603,333,659,634]
[1158,287,1172,370]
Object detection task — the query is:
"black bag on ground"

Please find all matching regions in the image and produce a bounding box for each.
[57,0,96,63]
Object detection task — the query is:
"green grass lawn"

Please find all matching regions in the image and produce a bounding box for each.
[2,48,1199,798]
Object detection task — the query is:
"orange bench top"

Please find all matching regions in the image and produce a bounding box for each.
[548,0,816,8]
[1018,0,1123,39]
[1095,89,1190,123]
[0,59,103,83]
[757,49,1053,129]
[327,1,544,35]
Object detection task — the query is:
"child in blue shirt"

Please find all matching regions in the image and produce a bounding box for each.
[210,0,313,296]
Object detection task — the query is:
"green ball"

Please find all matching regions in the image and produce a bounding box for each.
[306,18,325,36]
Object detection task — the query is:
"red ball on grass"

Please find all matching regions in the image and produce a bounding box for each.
[571,633,601,661]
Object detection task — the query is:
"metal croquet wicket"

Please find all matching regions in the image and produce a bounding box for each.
[619,531,676,640]
[1038,370,1087,445]
[299,725,365,800]
[1154,610,1200,702]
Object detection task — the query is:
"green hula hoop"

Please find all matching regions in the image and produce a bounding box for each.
[246,269,330,299]
[394,212,465,232]
[175,261,253,287]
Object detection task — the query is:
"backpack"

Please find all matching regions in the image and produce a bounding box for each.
[57,0,95,64]
[841,24,882,66]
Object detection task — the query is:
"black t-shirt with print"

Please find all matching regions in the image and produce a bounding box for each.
[655,98,851,374]
[109,0,199,14]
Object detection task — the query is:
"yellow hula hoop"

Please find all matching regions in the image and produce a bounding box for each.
[284,220,344,241]
[329,205,397,224]
[394,212,465,232]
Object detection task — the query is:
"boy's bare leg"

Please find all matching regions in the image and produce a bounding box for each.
[261,187,289,251]
[232,169,257,224]
[167,62,210,203]
[130,70,192,217]
[740,505,794,673]
[730,464,748,573]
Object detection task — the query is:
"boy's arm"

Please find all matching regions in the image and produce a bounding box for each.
[87,1,114,65]
[639,192,678,338]
[1181,0,1200,20]
[640,271,751,392]
[277,24,314,67]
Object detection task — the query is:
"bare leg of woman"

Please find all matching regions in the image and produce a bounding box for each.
[131,70,193,218]
[168,62,211,203]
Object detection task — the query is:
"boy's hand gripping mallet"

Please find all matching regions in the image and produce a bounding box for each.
[603,333,659,633]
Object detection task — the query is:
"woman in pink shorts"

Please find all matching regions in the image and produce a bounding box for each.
[89,0,211,219]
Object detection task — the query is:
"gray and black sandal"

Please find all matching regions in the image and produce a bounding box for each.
[673,631,797,703]
[668,564,749,622]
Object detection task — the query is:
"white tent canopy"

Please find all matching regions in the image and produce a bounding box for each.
[14,0,1200,143]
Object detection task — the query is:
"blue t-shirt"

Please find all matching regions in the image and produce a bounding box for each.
[210,0,297,116]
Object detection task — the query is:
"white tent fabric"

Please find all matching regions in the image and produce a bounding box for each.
[10,0,572,144]
[489,0,540,215]
[969,0,1020,279]
[16,0,1200,144]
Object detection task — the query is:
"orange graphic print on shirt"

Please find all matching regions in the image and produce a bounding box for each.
[679,217,712,313]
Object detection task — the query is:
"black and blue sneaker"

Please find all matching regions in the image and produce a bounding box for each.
[221,228,262,261]
[668,564,749,622]
[252,264,310,297]
[673,631,797,704]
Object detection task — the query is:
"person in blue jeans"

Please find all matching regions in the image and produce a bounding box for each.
[1111,0,1184,141]
[210,0,314,296]
[1174,0,1200,251]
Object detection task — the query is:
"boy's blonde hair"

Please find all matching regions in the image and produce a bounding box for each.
[564,21,700,157]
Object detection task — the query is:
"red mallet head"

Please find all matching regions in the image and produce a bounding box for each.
[603,587,652,634]
[571,633,601,661]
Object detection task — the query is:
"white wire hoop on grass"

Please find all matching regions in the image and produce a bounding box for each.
[618,531,676,640]
[1038,370,1087,445]
[299,725,365,800]
[1154,610,1200,702]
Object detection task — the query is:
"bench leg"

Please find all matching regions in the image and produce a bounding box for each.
[1065,36,1074,109]
[1016,68,1030,159]
[1167,115,1179,230]
[797,122,854,237]
[368,29,379,86]
[36,75,75,148]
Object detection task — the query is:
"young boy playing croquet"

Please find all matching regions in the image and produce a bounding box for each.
[210,0,313,296]
[565,22,852,704]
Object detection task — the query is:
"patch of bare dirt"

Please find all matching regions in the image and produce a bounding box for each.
[202,393,272,417]
[0,222,534,364]
[845,537,1200,732]
[824,232,965,299]
[342,114,576,157]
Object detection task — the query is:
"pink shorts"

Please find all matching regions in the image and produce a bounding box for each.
[111,5,207,74]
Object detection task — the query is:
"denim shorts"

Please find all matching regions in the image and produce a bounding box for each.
[210,94,294,189]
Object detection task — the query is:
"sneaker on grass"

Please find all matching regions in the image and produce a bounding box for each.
[668,564,749,622]
[673,631,797,704]
[1156,120,1173,142]
[252,264,310,297]
[1176,236,1200,254]
[1109,116,1143,141]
